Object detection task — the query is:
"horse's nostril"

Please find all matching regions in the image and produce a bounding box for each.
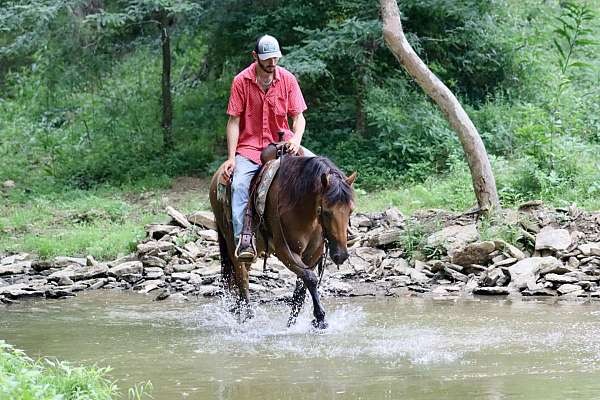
[332,252,348,265]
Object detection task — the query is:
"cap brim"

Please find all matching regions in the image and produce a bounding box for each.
[258,51,282,60]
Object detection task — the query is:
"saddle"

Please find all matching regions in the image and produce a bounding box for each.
[216,142,300,235]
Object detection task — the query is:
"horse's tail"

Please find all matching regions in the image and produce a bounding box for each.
[217,228,235,290]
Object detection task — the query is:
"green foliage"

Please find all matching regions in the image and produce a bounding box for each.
[0,340,121,399]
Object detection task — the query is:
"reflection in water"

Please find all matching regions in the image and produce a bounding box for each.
[2,292,600,399]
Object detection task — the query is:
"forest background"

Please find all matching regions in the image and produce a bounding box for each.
[1,0,599,259]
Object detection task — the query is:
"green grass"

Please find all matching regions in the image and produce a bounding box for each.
[0,183,211,260]
[0,340,150,400]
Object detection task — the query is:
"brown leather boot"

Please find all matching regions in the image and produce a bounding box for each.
[235,207,256,261]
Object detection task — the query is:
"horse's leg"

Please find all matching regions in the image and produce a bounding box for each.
[287,278,307,327]
[233,260,253,322]
[301,268,328,329]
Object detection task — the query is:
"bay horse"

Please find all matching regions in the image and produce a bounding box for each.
[209,155,356,329]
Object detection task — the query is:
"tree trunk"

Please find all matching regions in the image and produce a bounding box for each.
[380,0,500,212]
[160,16,173,151]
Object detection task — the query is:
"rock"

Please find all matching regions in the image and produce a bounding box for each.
[1,253,32,265]
[352,214,372,228]
[2,180,15,189]
[57,276,74,286]
[183,242,203,258]
[154,289,170,301]
[144,267,165,279]
[355,247,386,265]
[473,286,510,295]
[197,229,218,242]
[508,257,561,290]
[522,288,557,296]
[171,272,192,281]
[187,211,217,230]
[579,243,600,257]
[198,285,221,297]
[544,273,578,284]
[539,263,573,275]
[0,262,28,276]
[109,261,143,278]
[494,240,526,260]
[46,264,107,282]
[557,284,582,295]
[166,206,192,228]
[427,224,479,251]
[367,228,403,247]
[172,264,196,273]
[391,259,411,276]
[192,263,221,276]
[443,266,468,282]
[383,208,404,227]
[140,255,167,269]
[450,241,496,266]
[145,224,181,240]
[482,268,505,287]
[347,256,369,274]
[137,241,175,254]
[535,227,571,252]
[491,257,518,268]
[54,256,87,267]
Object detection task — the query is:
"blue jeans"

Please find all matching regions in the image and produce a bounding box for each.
[232,148,315,241]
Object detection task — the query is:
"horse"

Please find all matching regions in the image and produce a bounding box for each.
[209,154,356,329]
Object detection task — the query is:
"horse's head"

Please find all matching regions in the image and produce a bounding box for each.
[318,171,357,265]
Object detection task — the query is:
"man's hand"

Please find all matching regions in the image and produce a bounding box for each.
[285,138,301,155]
[221,158,236,181]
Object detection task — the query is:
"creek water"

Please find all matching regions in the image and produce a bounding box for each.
[2,291,600,399]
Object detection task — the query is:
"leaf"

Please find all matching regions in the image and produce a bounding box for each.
[552,38,566,61]
[569,61,591,69]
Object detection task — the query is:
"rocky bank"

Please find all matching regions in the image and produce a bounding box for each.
[2,201,600,304]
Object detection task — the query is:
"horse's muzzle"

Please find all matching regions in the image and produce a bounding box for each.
[330,249,349,266]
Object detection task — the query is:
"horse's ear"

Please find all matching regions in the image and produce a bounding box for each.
[346,171,357,186]
[321,173,330,189]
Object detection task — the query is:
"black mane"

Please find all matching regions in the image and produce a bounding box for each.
[277,156,353,211]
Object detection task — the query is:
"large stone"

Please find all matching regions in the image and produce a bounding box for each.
[352,214,372,228]
[144,267,165,279]
[383,208,404,227]
[482,268,506,287]
[544,273,578,284]
[0,262,28,276]
[166,206,192,228]
[54,256,87,267]
[197,229,218,242]
[557,284,582,295]
[140,255,167,268]
[347,256,369,274]
[535,227,571,252]
[137,241,175,254]
[49,264,107,282]
[578,243,600,257]
[326,280,353,294]
[450,241,496,266]
[367,228,402,247]
[494,240,526,260]
[187,211,216,230]
[145,224,181,239]
[508,257,562,290]
[109,261,143,277]
[473,286,510,295]
[427,224,479,250]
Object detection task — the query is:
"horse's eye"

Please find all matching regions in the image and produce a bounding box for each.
[322,209,332,217]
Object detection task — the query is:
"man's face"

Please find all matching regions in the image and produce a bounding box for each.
[253,52,279,73]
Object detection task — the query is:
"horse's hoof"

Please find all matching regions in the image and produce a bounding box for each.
[311,319,328,330]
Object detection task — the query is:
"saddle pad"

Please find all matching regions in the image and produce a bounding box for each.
[254,158,280,218]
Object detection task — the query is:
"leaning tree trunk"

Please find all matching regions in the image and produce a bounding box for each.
[380,0,500,212]
[160,15,173,152]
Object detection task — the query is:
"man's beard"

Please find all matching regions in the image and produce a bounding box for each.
[257,60,275,73]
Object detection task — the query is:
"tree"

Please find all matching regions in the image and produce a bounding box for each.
[380,0,500,212]
[87,0,202,152]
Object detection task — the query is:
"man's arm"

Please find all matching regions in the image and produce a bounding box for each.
[222,115,240,180]
[287,112,306,154]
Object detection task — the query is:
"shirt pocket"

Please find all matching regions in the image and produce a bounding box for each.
[267,94,287,117]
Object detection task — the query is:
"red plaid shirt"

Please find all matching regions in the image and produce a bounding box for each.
[226,63,307,165]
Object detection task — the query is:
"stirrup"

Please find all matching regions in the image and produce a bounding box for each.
[235,235,256,261]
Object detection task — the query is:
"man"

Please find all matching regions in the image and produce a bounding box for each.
[221,34,314,261]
